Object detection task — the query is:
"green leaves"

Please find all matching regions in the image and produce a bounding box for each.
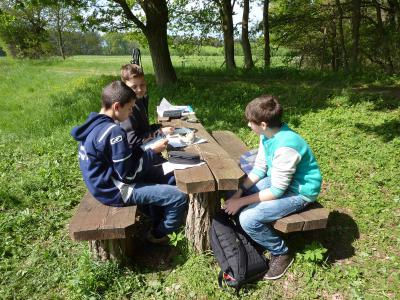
[298,242,328,263]
[168,230,185,247]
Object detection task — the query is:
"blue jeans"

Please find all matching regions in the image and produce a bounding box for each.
[126,183,187,237]
[239,177,309,256]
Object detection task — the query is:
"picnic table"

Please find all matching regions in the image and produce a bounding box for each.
[160,118,245,252]
[69,118,329,262]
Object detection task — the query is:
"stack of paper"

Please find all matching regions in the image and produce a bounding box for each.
[156,98,191,118]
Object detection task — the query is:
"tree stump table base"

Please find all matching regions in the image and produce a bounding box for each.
[185,192,220,252]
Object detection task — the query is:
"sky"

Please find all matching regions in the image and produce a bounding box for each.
[232,2,264,26]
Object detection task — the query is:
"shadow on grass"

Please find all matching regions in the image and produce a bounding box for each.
[347,88,400,111]
[289,211,359,262]
[41,66,398,140]
[0,190,22,210]
[355,119,400,142]
[124,216,189,273]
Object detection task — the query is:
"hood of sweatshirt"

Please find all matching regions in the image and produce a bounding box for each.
[70,112,114,142]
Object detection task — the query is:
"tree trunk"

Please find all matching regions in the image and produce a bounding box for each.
[373,0,394,74]
[329,22,338,71]
[263,0,271,68]
[216,0,236,69]
[89,237,135,265]
[185,192,220,252]
[388,0,400,31]
[335,0,349,71]
[321,27,327,71]
[351,0,361,71]
[114,0,177,86]
[144,27,177,85]
[142,0,177,85]
[241,0,254,69]
[56,10,65,60]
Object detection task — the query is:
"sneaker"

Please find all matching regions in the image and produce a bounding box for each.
[146,230,169,245]
[264,253,294,280]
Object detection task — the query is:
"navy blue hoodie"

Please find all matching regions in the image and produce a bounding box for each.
[71,112,144,206]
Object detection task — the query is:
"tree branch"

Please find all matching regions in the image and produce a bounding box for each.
[112,0,146,31]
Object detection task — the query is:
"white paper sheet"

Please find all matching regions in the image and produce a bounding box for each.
[162,161,206,175]
[140,136,164,151]
[156,98,190,117]
[167,136,207,148]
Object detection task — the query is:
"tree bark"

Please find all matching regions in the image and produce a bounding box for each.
[321,27,327,71]
[263,0,271,68]
[89,237,135,265]
[55,9,65,60]
[215,0,236,69]
[388,0,400,31]
[241,0,254,69]
[350,0,361,71]
[185,192,220,252]
[114,0,177,86]
[335,0,349,71]
[329,22,338,71]
[373,0,394,74]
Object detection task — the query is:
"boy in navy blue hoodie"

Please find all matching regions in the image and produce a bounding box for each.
[71,81,188,243]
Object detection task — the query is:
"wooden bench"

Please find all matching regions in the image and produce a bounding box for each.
[211,130,329,233]
[69,192,138,263]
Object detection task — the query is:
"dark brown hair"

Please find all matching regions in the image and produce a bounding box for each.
[120,64,144,82]
[101,81,136,109]
[245,95,283,128]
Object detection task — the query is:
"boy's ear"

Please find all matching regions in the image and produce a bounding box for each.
[260,121,268,130]
[112,101,121,112]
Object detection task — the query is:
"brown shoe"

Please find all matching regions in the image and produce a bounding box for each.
[146,230,169,245]
[264,253,294,280]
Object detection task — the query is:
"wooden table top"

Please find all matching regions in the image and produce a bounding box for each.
[161,119,245,194]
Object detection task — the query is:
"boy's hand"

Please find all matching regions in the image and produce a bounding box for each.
[223,198,243,215]
[150,138,168,153]
[230,189,243,199]
[161,126,174,135]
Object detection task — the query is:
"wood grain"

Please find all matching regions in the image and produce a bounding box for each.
[69,192,137,241]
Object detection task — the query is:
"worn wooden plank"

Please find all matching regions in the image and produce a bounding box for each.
[299,207,330,231]
[165,119,244,191]
[273,214,306,233]
[174,164,215,194]
[211,131,249,164]
[69,192,137,241]
[160,119,217,194]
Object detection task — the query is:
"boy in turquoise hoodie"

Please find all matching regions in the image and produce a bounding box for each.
[223,95,322,280]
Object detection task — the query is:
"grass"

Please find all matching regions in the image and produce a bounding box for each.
[0,55,399,299]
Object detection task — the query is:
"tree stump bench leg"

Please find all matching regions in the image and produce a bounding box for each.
[185,191,220,252]
[89,236,135,264]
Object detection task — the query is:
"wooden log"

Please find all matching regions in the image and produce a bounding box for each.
[299,207,330,231]
[69,192,137,241]
[174,163,215,194]
[164,119,244,192]
[211,131,249,163]
[89,236,135,264]
[185,191,220,252]
[273,214,306,233]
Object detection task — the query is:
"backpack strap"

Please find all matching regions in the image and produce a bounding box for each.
[218,270,224,288]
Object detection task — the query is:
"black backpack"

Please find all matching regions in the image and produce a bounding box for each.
[210,211,269,294]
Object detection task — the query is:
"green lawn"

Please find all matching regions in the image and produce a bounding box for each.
[0,55,399,299]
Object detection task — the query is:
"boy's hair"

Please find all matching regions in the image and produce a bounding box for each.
[120,64,144,82]
[102,81,136,109]
[245,95,283,128]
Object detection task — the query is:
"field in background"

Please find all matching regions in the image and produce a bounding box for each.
[0,56,399,299]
